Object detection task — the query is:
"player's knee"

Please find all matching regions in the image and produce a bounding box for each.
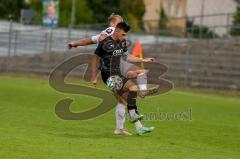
[129,85,138,92]
[118,96,127,105]
[126,71,138,78]
[118,100,126,105]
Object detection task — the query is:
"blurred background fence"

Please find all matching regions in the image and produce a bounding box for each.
[0,13,240,90]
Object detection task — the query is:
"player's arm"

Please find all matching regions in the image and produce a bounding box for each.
[67,37,94,49]
[127,54,143,62]
[90,54,100,86]
[67,34,108,49]
[68,32,102,49]
[68,27,113,49]
[127,54,156,62]
[90,42,103,86]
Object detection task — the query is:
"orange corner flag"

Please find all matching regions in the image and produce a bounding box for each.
[132,40,144,68]
[132,40,143,58]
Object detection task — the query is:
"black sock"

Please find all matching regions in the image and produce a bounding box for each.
[127,91,139,114]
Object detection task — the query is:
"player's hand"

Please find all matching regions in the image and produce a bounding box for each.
[67,42,76,50]
[142,58,156,62]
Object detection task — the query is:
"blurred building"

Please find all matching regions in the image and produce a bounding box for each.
[187,0,237,36]
[143,0,187,34]
[143,0,237,35]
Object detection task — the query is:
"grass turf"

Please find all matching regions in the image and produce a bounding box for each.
[0,76,239,159]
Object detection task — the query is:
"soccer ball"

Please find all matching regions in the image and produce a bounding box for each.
[106,75,123,91]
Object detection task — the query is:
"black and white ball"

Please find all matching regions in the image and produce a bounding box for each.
[106,75,123,91]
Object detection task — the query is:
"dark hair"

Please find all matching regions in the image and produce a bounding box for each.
[116,21,131,32]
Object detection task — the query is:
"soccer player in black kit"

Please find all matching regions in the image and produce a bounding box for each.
[94,22,154,135]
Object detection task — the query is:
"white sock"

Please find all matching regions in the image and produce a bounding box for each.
[137,73,147,91]
[115,103,126,130]
[128,109,143,129]
[129,109,136,117]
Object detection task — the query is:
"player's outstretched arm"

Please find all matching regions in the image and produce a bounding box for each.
[68,37,94,49]
[127,54,156,62]
[67,32,109,49]
[127,54,143,62]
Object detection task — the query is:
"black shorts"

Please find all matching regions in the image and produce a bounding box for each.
[101,69,110,84]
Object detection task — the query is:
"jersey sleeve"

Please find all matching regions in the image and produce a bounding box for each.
[101,27,115,36]
[91,34,100,44]
[91,27,115,43]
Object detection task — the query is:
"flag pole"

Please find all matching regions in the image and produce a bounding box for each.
[140,52,144,68]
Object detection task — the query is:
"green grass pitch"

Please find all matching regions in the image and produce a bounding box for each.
[0,76,239,159]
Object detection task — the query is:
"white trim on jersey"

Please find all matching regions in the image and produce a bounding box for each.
[91,27,115,44]
[91,34,100,43]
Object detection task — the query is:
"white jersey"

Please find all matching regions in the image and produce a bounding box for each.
[91,27,115,43]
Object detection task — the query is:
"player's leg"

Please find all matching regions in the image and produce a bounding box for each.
[120,59,158,98]
[123,81,141,119]
[125,66,159,98]
[113,93,132,136]
[126,69,148,78]
[100,69,131,135]
[120,59,148,95]
[123,80,155,135]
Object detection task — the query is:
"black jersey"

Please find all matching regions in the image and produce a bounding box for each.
[95,36,128,75]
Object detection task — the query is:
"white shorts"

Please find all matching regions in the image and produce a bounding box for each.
[120,58,135,77]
